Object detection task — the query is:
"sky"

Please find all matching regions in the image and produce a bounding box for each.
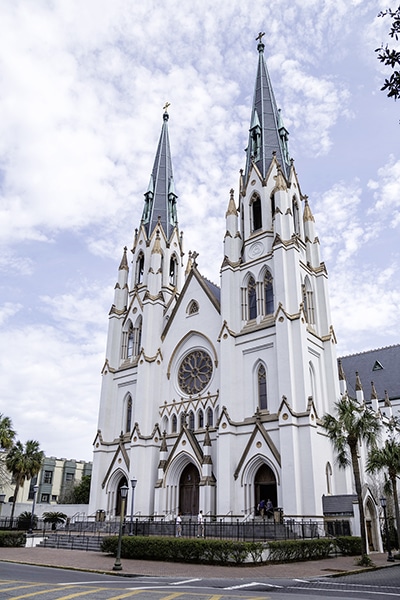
[0,0,399,462]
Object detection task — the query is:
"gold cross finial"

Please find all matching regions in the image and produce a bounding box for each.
[256,32,265,43]
[163,102,171,112]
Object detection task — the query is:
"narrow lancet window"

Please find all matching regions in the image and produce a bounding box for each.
[252,196,262,231]
[258,365,267,410]
[248,277,257,320]
[264,271,274,315]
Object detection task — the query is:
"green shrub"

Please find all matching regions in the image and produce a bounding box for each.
[0,531,26,547]
[101,535,263,565]
[267,539,334,562]
[17,511,37,531]
[335,536,362,556]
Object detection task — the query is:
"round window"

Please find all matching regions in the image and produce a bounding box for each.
[178,350,213,394]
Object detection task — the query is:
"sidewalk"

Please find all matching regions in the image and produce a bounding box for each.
[0,546,398,579]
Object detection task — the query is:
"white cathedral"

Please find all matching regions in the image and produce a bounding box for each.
[89,38,354,523]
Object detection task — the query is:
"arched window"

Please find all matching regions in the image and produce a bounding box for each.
[248,277,257,320]
[162,415,168,434]
[303,277,315,324]
[169,255,178,286]
[126,396,132,432]
[258,365,267,410]
[180,413,186,430]
[188,300,199,315]
[271,193,275,218]
[172,414,177,433]
[133,316,142,357]
[251,195,262,231]
[292,196,300,234]
[264,270,274,315]
[198,410,204,429]
[136,253,144,285]
[326,462,332,495]
[189,411,195,430]
[206,407,213,427]
[127,322,134,358]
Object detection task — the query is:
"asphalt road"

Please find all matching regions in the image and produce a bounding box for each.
[1,561,400,599]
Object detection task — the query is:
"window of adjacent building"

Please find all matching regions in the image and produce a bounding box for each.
[65,473,74,482]
[258,364,267,410]
[51,495,57,502]
[43,470,53,484]
[248,277,257,320]
[251,195,262,231]
[41,494,50,503]
[264,270,274,315]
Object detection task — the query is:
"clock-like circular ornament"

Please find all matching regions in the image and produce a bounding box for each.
[178,350,213,394]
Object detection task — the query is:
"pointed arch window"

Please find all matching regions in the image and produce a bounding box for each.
[206,407,213,428]
[258,364,267,410]
[169,254,178,286]
[271,194,276,218]
[126,322,134,358]
[251,195,262,231]
[326,462,332,495]
[198,409,204,429]
[136,253,144,285]
[292,196,300,235]
[264,270,274,315]
[180,413,186,430]
[248,277,257,320]
[126,396,132,433]
[188,411,195,430]
[303,277,315,325]
[172,414,177,433]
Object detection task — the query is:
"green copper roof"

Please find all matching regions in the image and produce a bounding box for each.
[244,36,290,182]
[141,109,178,239]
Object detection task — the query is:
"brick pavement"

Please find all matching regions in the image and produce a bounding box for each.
[0,546,399,579]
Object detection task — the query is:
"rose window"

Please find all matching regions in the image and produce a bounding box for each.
[178,350,213,394]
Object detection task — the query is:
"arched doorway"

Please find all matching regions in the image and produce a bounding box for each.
[115,476,128,517]
[255,464,277,513]
[179,463,200,515]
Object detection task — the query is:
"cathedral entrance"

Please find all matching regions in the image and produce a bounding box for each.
[179,463,200,515]
[115,476,128,516]
[255,464,277,514]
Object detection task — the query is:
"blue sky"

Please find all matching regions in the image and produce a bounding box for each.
[0,0,399,462]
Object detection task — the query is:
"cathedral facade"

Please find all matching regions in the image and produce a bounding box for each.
[89,39,351,522]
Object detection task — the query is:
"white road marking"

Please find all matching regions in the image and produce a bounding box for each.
[170,578,202,585]
[225,581,283,590]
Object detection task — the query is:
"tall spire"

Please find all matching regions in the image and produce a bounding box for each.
[141,104,178,239]
[244,33,290,184]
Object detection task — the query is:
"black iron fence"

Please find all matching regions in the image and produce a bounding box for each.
[0,514,341,543]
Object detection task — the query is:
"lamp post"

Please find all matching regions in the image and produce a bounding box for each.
[113,484,128,571]
[130,477,137,535]
[380,496,394,562]
[28,485,39,535]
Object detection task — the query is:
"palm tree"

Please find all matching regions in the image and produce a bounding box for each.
[5,440,44,522]
[321,395,381,563]
[42,511,68,530]
[367,436,400,549]
[0,414,16,450]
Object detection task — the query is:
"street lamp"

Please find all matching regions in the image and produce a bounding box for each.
[113,484,129,571]
[130,477,137,535]
[28,485,39,535]
[380,496,395,562]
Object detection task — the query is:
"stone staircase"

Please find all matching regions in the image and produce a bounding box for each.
[38,534,103,552]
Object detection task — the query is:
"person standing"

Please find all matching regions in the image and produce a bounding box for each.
[197,510,204,537]
[176,512,182,537]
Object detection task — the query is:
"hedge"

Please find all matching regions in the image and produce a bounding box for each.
[101,535,362,565]
[101,536,264,565]
[0,531,26,547]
